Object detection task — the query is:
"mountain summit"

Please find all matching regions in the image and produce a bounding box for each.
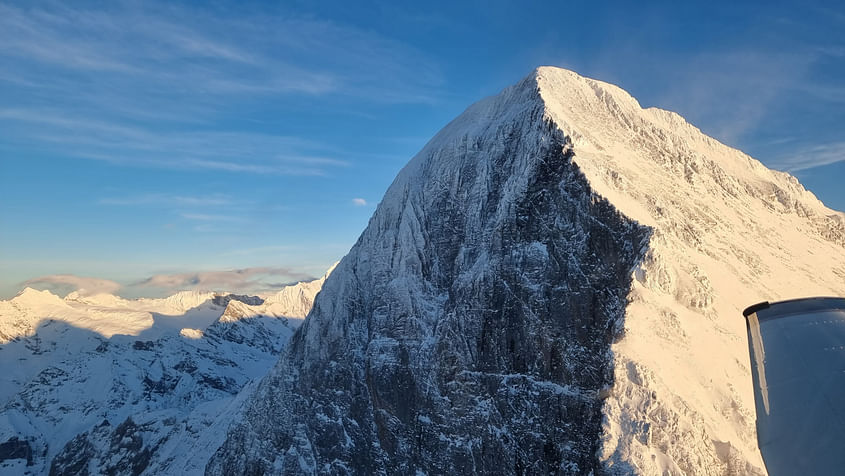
[206,67,845,475]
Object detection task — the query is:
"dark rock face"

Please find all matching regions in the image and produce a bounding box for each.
[50,431,96,476]
[207,80,650,475]
[212,294,264,307]
[51,417,158,476]
[37,312,297,475]
[0,437,33,466]
[132,340,155,351]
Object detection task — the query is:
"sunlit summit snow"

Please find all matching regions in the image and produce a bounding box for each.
[532,67,845,474]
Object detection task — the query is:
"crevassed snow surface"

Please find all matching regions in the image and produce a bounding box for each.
[0,268,332,475]
[207,67,845,475]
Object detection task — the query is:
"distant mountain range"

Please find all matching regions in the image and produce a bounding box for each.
[0,268,332,475]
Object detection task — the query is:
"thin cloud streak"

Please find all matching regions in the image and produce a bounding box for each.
[0,1,443,175]
[0,2,441,101]
[0,108,350,175]
[100,193,234,207]
[221,245,302,256]
[654,50,812,146]
[179,212,243,222]
[0,2,336,93]
[772,142,845,172]
[135,267,315,294]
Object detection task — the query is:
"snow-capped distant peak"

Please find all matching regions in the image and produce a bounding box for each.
[0,272,330,343]
[64,291,130,308]
[11,287,65,307]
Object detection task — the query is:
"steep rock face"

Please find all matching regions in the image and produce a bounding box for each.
[209,67,845,475]
[208,74,649,474]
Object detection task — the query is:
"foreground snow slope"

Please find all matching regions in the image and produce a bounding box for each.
[0,270,330,475]
[208,67,845,475]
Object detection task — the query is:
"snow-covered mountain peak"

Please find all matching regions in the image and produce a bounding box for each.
[208,67,845,476]
[533,66,707,150]
[261,263,336,319]
[218,299,257,324]
[64,291,130,308]
[141,290,216,314]
[11,287,65,308]
[533,66,832,221]
[529,65,845,474]
[209,67,652,475]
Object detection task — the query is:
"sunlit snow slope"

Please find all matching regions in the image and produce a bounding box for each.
[208,67,845,476]
[532,67,845,475]
[0,268,331,475]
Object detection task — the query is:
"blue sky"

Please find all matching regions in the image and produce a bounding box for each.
[1,0,843,298]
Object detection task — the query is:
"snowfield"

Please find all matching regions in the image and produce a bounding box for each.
[533,68,845,474]
[0,268,332,475]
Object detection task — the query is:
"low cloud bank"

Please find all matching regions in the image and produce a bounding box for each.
[21,267,316,299]
[24,275,122,297]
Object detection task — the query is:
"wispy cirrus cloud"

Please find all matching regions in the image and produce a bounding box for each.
[99,193,234,207]
[0,2,439,99]
[0,107,351,175]
[652,50,814,146]
[178,212,243,223]
[99,191,255,232]
[771,142,845,172]
[0,1,442,175]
